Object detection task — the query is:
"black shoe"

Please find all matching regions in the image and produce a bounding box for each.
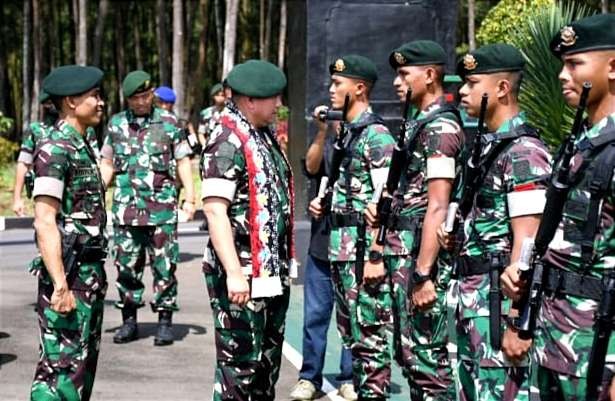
[154,311,174,346]
[113,308,138,344]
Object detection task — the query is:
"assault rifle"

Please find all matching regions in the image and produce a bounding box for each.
[374,90,413,245]
[513,82,592,340]
[317,94,350,214]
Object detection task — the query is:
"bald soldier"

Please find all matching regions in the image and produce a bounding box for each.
[29,65,108,401]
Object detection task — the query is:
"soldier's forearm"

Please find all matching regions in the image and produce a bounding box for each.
[177,157,195,202]
[415,204,447,274]
[203,202,242,276]
[305,129,327,175]
[100,158,114,188]
[34,198,66,289]
[13,162,29,200]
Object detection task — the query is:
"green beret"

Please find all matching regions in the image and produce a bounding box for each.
[456,43,525,78]
[38,91,50,104]
[329,54,378,83]
[551,13,615,57]
[389,40,447,69]
[226,60,287,98]
[42,65,103,97]
[210,83,224,97]
[122,70,152,98]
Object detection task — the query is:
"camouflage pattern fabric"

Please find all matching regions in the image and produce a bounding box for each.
[197,105,222,144]
[457,113,551,401]
[329,109,395,262]
[29,120,108,401]
[535,114,615,394]
[328,109,395,399]
[112,223,179,312]
[102,106,192,227]
[202,248,290,401]
[331,260,393,399]
[386,97,463,400]
[536,365,612,401]
[200,102,291,399]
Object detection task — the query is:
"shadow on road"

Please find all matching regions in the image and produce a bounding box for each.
[179,252,202,263]
[104,323,207,341]
[0,353,18,367]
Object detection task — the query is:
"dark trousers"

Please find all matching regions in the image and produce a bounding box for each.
[299,255,353,389]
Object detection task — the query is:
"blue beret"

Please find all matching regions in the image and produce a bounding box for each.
[154,86,176,103]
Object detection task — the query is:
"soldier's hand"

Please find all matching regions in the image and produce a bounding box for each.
[308,197,323,220]
[436,222,455,251]
[412,279,437,311]
[313,105,329,131]
[226,271,251,307]
[50,285,77,314]
[182,200,196,221]
[364,203,379,228]
[609,374,615,400]
[501,263,526,301]
[363,260,386,285]
[501,326,532,363]
[13,198,26,217]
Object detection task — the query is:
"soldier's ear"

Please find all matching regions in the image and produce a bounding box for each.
[495,78,512,100]
[607,53,615,82]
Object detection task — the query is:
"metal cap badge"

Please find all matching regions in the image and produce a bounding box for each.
[463,54,477,71]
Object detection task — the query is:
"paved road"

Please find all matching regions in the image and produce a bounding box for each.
[0,223,409,401]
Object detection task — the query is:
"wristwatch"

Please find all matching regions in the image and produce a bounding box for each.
[412,269,432,284]
[368,249,384,263]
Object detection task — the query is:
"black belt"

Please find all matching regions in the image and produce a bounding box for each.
[330,212,363,227]
[457,253,509,350]
[544,263,604,301]
[456,254,509,277]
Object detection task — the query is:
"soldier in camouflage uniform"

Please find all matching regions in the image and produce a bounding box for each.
[501,14,615,400]
[438,44,552,401]
[366,40,464,401]
[309,54,395,401]
[197,82,226,146]
[200,60,293,401]
[13,91,99,217]
[100,70,196,346]
[29,65,108,401]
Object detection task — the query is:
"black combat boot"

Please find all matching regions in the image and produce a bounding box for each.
[154,310,174,346]
[113,306,138,344]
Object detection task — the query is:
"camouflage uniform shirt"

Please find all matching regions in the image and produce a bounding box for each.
[198,105,222,143]
[329,109,395,262]
[537,113,615,377]
[101,107,192,226]
[459,113,552,319]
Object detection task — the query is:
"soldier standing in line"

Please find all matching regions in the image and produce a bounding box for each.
[200,60,294,401]
[501,13,615,400]
[29,65,108,401]
[438,44,552,400]
[365,40,464,401]
[309,54,395,401]
[197,82,226,147]
[100,70,196,346]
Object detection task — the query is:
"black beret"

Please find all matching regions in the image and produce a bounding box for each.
[227,60,287,98]
[43,65,104,97]
[329,54,378,83]
[551,13,615,57]
[389,40,447,69]
[456,43,525,78]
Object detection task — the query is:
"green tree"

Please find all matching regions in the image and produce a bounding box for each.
[477,0,553,45]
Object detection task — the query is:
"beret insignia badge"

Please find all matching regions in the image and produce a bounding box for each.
[394,52,406,65]
[334,59,345,72]
[463,54,477,71]
[560,26,577,47]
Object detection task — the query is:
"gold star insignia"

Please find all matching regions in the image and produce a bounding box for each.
[334,59,345,72]
[560,26,577,47]
[394,52,406,65]
[463,54,477,71]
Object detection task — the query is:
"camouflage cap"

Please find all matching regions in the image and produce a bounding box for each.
[226,60,287,98]
[43,65,104,97]
[209,83,224,97]
[551,13,615,57]
[389,40,447,69]
[329,54,378,83]
[456,43,525,78]
[122,70,152,98]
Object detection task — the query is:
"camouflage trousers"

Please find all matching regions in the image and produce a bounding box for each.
[457,316,529,401]
[112,224,179,312]
[203,256,290,401]
[31,262,107,401]
[536,365,612,401]
[386,255,455,401]
[331,260,392,399]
